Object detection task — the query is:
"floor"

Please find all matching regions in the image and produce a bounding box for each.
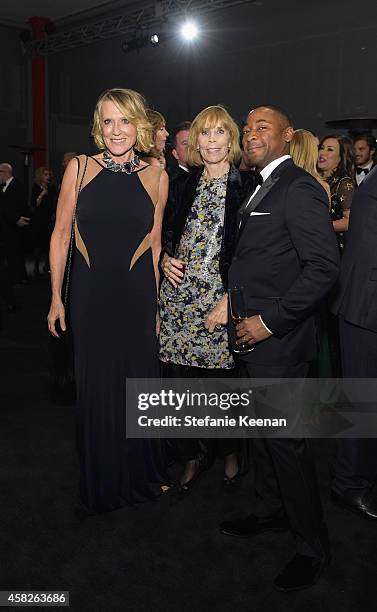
[0,280,375,611]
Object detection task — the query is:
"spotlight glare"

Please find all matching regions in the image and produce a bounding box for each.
[181,21,198,41]
[150,34,159,44]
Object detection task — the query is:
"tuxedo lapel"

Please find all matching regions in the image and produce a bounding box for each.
[237,174,280,239]
[237,159,294,239]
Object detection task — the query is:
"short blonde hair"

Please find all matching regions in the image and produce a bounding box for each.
[290,129,322,181]
[35,166,53,184]
[145,108,167,158]
[187,105,241,167]
[91,88,152,152]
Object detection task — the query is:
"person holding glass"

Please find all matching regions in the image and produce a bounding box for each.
[159,105,246,493]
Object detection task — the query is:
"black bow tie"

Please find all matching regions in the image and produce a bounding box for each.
[249,170,263,186]
[356,167,369,175]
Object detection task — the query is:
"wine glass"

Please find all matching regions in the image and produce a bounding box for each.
[229,287,255,354]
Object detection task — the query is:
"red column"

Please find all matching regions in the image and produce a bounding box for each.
[29,16,50,168]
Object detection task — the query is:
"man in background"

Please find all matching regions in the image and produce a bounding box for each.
[353,134,376,186]
[331,165,377,519]
[167,121,191,181]
[0,163,30,284]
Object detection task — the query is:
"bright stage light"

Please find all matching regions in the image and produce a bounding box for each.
[150,34,159,44]
[181,21,198,41]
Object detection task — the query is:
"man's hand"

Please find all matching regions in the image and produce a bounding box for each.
[204,294,228,333]
[236,314,272,346]
[161,253,185,288]
[16,216,30,228]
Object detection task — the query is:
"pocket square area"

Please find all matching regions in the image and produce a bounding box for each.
[250,211,272,216]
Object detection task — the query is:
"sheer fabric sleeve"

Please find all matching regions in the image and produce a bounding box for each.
[336,177,355,212]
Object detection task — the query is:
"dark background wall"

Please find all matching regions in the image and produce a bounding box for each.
[1,0,376,179]
[0,24,30,178]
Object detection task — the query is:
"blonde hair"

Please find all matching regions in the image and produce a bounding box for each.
[91,88,152,152]
[290,129,323,182]
[145,108,166,158]
[34,166,53,184]
[187,105,241,167]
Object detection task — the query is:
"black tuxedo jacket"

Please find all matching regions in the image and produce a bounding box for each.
[229,159,340,365]
[0,178,27,223]
[161,163,246,291]
[332,165,377,332]
[168,165,190,183]
[356,162,376,186]
[0,178,27,242]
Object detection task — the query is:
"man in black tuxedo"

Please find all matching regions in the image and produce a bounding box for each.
[331,165,377,519]
[219,106,340,591]
[353,134,376,186]
[167,121,191,182]
[0,163,30,283]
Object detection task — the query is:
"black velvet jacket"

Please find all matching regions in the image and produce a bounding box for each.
[161,163,246,291]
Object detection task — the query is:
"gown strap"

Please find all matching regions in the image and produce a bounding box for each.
[89,156,106,169]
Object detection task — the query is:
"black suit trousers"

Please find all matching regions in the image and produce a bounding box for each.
[332,316,377,495]
[239,360,329,560]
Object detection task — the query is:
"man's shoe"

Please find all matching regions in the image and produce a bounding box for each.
[274,553,330,592]
[219,513,289,538]
[331,490,377,520]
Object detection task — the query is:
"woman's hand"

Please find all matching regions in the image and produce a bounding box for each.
[47,298,66,338]
[204,294,228,333]
[161,253,185,288]
[156,310,161,337]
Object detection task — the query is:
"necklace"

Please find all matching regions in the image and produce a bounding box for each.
[203,169,229,182]
[103,150,140,174]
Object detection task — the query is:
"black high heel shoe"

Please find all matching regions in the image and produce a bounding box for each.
[223,472,242,486]
[173,455,209,499]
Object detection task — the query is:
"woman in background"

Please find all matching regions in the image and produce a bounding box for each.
[30,166,57,275]
[290,129,331,204]
[317,134,356,252]
[142,109,169,168]
[316,134,355,377]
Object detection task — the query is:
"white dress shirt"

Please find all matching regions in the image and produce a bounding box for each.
[245,155,291,210]
[2,176,13,192]
[356,161,374,186]
[245,155,291,335]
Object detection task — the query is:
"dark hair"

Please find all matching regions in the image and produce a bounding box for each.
[353,133,376,150]
[318,133,355,180]
[252,104,293,128]
[170,121,191,148]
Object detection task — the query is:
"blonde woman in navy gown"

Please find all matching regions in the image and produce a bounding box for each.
[47,88,168,514]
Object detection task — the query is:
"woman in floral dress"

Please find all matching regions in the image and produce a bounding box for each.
[159,105,246,492]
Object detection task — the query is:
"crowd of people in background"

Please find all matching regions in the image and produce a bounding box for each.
[1,116,375,330]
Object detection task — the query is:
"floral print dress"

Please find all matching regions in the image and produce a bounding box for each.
[159,173,234,369]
